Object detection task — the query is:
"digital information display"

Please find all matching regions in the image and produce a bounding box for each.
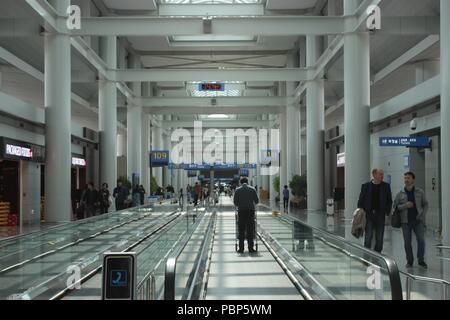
[102,252,137,300]
[150,150,170,167]
[198,83,225,91]
[379,137,430,148]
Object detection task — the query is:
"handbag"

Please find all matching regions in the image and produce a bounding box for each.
[391,207,401,228]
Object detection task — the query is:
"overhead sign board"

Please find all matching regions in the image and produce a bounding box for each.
[168,163,257,170]
[150,150,170,167]
[72,157,87,167]
[379,137,430,148]
[102,252,137,300]
[198,83,225,91]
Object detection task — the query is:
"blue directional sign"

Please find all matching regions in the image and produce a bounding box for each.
[379,137,430,148]
[239,169,249,177]
[168,163,257,170]
[150,150,169,167]
[187,170,197,177]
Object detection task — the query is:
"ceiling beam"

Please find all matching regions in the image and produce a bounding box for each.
[138,96,289,108]
[111,68,310,82]
[137,50,288,56]
[67,16,347,36]
[158,4,265,16]
[161,120,271,129]
[145,106,280,115]
[372,35,440,84]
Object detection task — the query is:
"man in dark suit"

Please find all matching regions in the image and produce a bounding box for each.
[358,169,393,253]
[233,178,259,253]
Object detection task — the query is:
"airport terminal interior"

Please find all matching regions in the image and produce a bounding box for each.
[0,0,449,300]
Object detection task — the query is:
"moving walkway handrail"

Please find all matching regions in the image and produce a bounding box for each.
[400,271,450,300]
[49,211,183,300]
[0,202,161,244]
[184,210,217,300]
[269,211,403,300]
[164,208,210,300]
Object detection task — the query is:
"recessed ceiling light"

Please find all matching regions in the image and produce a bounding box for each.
[208,114,229,119]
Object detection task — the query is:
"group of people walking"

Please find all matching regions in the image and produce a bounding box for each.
[75,180,146,220]
[357,169,429,269]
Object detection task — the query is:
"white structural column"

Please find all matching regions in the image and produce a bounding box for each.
[306,36,325,210]
[44,0,71,222]
[269,114,276,208]
[286,51,301,183]
[344,0,371,232]
[127,53,143,185]
[279,109,288,202]
[163,115,171,187]
[441,0,450,246]
[152,115,163,186]
[262,115,270,194]
[141,83,151,192]
[99,36,117,191]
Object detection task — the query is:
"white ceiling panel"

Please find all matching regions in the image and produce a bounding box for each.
[103,0,158,11]
[266,0,316,10]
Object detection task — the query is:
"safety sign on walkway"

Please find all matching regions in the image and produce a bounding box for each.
[102,252,137,300]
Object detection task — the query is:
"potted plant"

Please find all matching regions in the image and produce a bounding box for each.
[273,176,280,203]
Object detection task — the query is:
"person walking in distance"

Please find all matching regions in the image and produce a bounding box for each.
[357,169,393,253]
[193,182,201,206]
[233,178,259,253]
[113,180,129,211]
[99,183,110,214]
[393,172,429,269]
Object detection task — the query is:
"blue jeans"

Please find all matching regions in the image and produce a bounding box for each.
[364,216,385,253]
[402,221,426,264]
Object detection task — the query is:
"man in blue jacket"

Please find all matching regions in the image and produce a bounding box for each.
[357,169,393,253]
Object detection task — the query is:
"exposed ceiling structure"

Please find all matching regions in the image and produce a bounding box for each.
[0,0,442,129]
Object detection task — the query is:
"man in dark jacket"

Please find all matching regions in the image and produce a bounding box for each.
[357,169,392,253]
[113,180,129,211]
[82,182,99,218]
[233,178,259,253]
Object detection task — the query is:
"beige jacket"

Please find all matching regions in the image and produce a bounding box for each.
[351,208,366,239]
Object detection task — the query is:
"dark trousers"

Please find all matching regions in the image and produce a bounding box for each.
[238,211,255,251]
[116,201,125,211]
[283,198,289,211]
[364,214,385,253]
[402,221,426,264]
[194,194,199,206]
[100,205,109,214]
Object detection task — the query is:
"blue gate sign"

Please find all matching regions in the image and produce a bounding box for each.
[150,150,169,167]
[379,137,430,148]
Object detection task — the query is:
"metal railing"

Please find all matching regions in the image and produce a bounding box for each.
[401,272,450,300]
[183,210,217,300]
[164,210,214,300]
[136,205,196,300]
[264,212,404,300]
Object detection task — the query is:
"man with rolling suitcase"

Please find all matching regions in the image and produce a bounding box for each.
[233,178,259,253]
